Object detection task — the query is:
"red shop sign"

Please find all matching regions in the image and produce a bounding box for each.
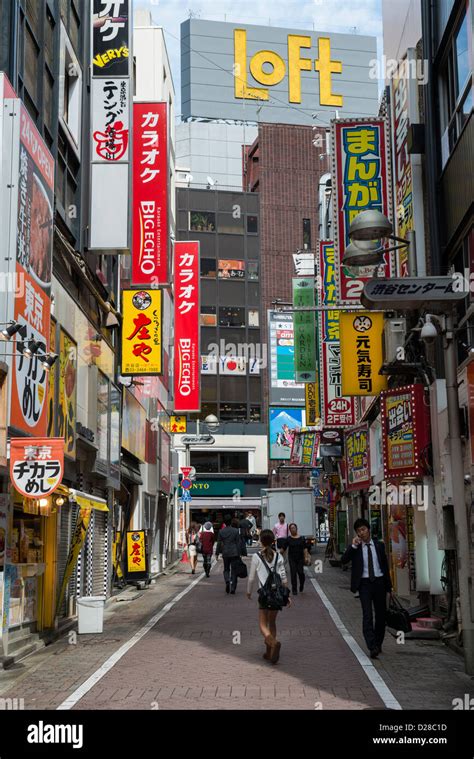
[173,241,200,412]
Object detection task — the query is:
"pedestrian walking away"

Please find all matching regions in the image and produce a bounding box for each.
[215,514,242,594]
[239,512,253,546]
[198,521,216,577]
[286,523,310,595]
[247,529,291,664]
[273,512,290,554]
[247,511,257,543]
[341,518,392,659]
[186,522,201,575]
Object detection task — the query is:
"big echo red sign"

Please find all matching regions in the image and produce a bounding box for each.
[173,241,200,413]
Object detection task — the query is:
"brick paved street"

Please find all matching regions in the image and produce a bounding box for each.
[0,546,471,711]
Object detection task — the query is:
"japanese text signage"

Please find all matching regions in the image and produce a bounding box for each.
[126,530,146,574]
[290,431,320,467]
[11,103,54,436]
[340,312,387,396]
[10,438,64,498]
[305,382,320,427]
[317,242,356,428]
[332,119,392,305]
[92,78,130,162]
[122,290,162,375]
[293,277,317,382]
[268,311,305,406]
[92,0,130,76]
[381,384,430,479]
[174,241,200,413]
[132,102,168,285]
[344,425,370,491]
[58,330,77,458]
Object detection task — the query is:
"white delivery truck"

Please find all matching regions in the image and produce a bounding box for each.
[261,488,317,551]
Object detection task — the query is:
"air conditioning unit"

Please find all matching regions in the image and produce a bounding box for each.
[383,317,407,363]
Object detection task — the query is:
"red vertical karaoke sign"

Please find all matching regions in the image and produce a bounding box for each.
[173,241,200,413]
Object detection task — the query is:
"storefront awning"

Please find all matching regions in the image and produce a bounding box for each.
[69,489,109,512]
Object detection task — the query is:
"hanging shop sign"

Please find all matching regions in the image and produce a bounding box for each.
[317,242,356,428]
[290,431,320,467]
[332,119,393,305]
[344,425,370,491]
[391,55,413,278]
[268,311,305,406]
[171,416,187,433]
[132,102,168,285]
[305,382,320,427]
[10,437,64,498]
[174,241,200,413]
[381,384,430,479]
[89,0,131,250]
[340,312,387,396]
[293,277,317,382]
[126,530,146,575]
[122,289,162,375]
[361,276,465,312]
[10,102,54,436]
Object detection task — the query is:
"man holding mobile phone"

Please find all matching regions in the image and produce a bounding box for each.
[341,518,392,659]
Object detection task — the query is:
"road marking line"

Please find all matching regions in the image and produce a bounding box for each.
[56,571,206,711]
[310,578,402,711]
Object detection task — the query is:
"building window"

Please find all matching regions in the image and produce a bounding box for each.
[220,452,248,473]
[248,309,259,327]
[219,307,245,328]
[217,212,244,235]
[248,261,259,281]
[200,306,217,327]
[59,23,82,153]
[190,211,215,232]
[247,215,258,234]
[440,6,473,165]
[250,405,261,422]
[219,403,247,421]
[303,219,312,249]
[190,452,219,473]
[201,258,217,278]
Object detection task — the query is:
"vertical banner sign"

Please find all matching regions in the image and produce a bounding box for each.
[391,54,414,278]
[122,289,162,374]
[344,425,370,491]
[339,312,387,396]
[56,507,92,615]
[381,384,430,479]
[332,119,392,305]
[10,437,64,497]
[132,102,168,285]
[293,278,317,382]
[11,103,54,436]
[174,241,200,413]
[58,330,77,458]
[318,242,356,427]
[406,505,416,591]
[268,311,305,405]
[305,382,320,426]
[90,0,131,250]
[126,530,146,575]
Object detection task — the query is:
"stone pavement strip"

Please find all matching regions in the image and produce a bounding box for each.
[0,546,471,710]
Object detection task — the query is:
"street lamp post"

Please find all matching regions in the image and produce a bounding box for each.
[348,210,474,674]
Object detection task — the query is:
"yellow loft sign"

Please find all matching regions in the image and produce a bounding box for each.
[234,29,343,107]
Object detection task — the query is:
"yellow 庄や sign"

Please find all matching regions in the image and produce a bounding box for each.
[170,415,187,433]
[127,530,146,573]
[122,290,162,375]
[340,312,387,396]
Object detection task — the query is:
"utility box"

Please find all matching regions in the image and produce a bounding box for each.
[77,596,106,634]
[383,318,407,363]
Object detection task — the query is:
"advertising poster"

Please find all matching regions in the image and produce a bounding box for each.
[340,312,387,396]
[290,431,320,467]
[318,242,356,428]
[389,503,408,569]
[126,530,146,574]
[381,384,430,479]
[122,289,162,375]
[58,329,77,458]
[218,260,245,279]
[344,425,371,491]
[132,102,168,285]
[11,103,54,436]
[46,318,57,438]
[269,408,305,461]
[293,277,317,382]
[268,311,305,406]
[10,437,64,498]
[92,0,130,76]
[332,119,392,305]
[174,241,200,412]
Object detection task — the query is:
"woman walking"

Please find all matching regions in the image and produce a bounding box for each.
[247,529,291,664]
[286,523,308,595]
[186,522,200,575]
[199,521,215,577]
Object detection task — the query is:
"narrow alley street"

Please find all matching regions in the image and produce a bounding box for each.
[0,547,468,712]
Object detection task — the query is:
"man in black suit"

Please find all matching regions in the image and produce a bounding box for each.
[341,518,392,659]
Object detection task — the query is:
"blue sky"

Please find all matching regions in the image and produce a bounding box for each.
[136,0,383,115]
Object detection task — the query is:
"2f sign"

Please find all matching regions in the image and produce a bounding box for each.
[234,30,343,107]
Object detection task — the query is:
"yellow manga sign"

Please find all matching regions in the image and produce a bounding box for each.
[122,290,162,375]
[340,312,387,396]
[127,530,146,573]
[170,415,187,434]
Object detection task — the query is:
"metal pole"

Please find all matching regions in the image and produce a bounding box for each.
[407,230,417,277]
[444,311,474,674]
